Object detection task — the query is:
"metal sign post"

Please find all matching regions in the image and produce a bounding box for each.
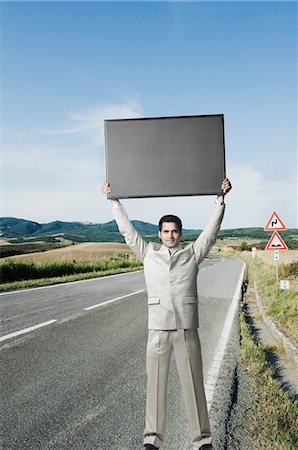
[274,250,279,285]
[280,280,289,306]
[252,247,257,259]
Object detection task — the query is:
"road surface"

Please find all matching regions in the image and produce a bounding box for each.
[0,255,244,450]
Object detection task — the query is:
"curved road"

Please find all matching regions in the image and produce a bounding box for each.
[0,255,244,450]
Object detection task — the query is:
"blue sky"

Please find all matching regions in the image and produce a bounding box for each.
[1,1,297,229]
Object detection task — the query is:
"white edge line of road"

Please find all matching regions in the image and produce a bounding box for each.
[0,270,144,296]
[84,289,145,310]
[0,319,57,343]
[204,259,246,410]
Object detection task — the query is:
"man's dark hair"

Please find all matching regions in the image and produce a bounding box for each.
[158,215,182,233]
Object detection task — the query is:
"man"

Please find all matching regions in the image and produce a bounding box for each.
[102,179,232,450]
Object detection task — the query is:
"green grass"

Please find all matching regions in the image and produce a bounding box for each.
[0,259,142,283]
[0,259,143,292]
[239,256,298,344]
[239,301,298,449]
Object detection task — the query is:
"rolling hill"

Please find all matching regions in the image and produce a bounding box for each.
[0,217,199,243]
[0,217,297,247]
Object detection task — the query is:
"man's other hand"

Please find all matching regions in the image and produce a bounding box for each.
[101,182,111,195]
[101,182,120,206]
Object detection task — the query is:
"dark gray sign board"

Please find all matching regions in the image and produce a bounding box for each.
[104,114,226,199]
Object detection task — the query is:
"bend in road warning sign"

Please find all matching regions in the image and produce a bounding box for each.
[265,231,288,251]
[264,211,287,231]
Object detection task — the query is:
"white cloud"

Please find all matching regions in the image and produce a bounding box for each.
[2,99,144,219]
[2,100,297,230]
[3,163,297,229]
[4,145,103,179]
[2,188,111,224]
[221,164,297,228]
[114,164,297,230]
[42,98,143,148]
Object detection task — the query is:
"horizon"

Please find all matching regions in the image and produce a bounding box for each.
[1,215,297,232]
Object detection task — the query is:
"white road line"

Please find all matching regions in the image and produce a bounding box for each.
[0,270,144,296]
[204,260,246,410]
[0,319,57,343]
[84,289,145,311]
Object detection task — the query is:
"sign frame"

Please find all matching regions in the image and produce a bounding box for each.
[265,231,288,251]
[104,114,226,200]
[264,211,287,231]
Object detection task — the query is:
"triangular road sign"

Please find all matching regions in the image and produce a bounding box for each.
[265,231,288,251]
[264,211,287,231]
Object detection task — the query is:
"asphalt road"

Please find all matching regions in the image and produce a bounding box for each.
[0,255,244,450]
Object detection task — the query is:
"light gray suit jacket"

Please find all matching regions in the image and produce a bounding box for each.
[113,203,225,330]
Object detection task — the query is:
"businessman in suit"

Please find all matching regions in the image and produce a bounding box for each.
[102,178,232,450]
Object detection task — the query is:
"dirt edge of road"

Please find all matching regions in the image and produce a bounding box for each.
[217,274,298,450]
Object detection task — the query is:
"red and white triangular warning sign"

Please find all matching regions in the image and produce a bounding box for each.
[264,211,287,231]
[265,231,288,251]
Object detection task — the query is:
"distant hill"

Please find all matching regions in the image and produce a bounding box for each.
[0,217,297,247]
[0,218,42,236]
[0,217,199,243]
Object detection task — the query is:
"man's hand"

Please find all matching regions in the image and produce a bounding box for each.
[101,182,111,195]
[221,178,232,194]
[101,182,120,206]
[216,178,232,204]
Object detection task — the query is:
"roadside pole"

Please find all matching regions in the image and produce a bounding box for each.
[251,246,257,260]
[280,280,290,306]
[274,250,279,286]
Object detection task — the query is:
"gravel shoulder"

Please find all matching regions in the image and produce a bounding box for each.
[221,271,298,450]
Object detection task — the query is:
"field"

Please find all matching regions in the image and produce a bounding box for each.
[213,238,263,253]
[0,242,141,291]
[3,240,297,265]
[2,242,137,263]
[0,238,11,245]
[0,241,73,258]
[251,249,298,265]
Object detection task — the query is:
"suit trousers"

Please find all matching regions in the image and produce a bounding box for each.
[143,329,212,448]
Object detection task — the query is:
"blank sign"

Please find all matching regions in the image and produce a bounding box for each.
[104,114,226,199]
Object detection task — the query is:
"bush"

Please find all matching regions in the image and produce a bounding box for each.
[240,241,249,251]
[282,261,298,277]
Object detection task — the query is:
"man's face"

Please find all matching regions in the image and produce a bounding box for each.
[158,222,182,248]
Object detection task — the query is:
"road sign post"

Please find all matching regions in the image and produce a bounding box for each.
[280,280,289,306]
[274,251,279,285]
[251,247,257,259]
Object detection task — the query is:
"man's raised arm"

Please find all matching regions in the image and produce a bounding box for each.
[193,178,232,263]
[101,182,148,262]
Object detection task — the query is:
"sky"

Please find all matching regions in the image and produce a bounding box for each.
[1,0,297,230]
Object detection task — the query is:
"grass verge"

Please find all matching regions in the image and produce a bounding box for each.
[239,293,298,450]
[0,259,143,283]
[0,266,143,293]
[238,255,298,344]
